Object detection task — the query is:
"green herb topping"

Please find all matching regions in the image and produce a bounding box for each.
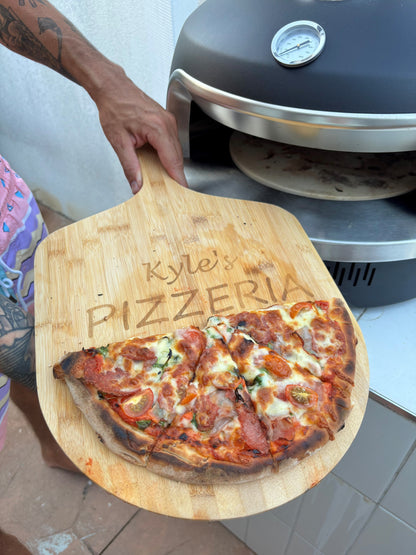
[136,419,152,430]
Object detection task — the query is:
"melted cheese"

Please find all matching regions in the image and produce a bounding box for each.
[115,335,184,385]
[284,348,323,377]
[263,303,332,373]
[262,395,291,418]
[200,327,240,388]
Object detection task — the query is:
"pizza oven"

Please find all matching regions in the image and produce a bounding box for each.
[166,0,416,307]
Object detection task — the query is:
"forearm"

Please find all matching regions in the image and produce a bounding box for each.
[0,0,124,100]
[0,1,187,189]
[0,295,36,391]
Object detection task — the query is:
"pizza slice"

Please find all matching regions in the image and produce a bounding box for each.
[227,299,356,429]
[209,301,356,467]
[221,299,356,387]
[53,326,206,467]
[147,326,273,484]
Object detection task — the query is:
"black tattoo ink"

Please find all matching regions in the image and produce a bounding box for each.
[0,6,75,81]
[0,295,36,391]
[18,1,48,8]
[38,16,62,63]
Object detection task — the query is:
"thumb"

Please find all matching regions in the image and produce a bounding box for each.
[129,164,142,195]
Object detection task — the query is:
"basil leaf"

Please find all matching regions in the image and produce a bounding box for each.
[136,419,152,430]
[96,345,109,357]
[253,374,264,387]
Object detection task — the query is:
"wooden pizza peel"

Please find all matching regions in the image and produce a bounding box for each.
[35,145,369,520]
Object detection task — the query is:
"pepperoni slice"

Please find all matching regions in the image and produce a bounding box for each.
[194,395,218,431]
[157,382,176,413]
[82,355,102,381]
[229,311,262,330]
[177,327,206,364]
[236,403,269,454]
[311,318,346,357]
[83,355,135,395]
[270,417,296,442]
[120,345,157,362]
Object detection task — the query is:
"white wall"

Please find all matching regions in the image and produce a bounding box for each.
[0,0,202,220]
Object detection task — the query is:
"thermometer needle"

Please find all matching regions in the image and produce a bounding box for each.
[278,39,311,56]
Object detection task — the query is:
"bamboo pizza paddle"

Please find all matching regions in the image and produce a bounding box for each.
[35,145,369,520]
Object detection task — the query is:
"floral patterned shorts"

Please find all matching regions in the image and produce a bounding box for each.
[0,155,48,450]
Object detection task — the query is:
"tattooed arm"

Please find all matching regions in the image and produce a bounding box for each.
[0,295,36,391]
[0,0,186,192]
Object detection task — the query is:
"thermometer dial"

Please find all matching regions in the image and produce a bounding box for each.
[271,21,326,67]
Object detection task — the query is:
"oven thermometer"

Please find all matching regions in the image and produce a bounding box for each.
[271,21,326,67]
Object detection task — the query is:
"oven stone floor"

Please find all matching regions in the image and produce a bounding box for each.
[0,203,254,555]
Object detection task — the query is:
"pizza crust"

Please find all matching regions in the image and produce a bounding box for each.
[64,376,276,484]
[272,426,330,465]
[147,438,275,485]
[63,376,155,467]
[327,298,357,430]
[329,298,357,376]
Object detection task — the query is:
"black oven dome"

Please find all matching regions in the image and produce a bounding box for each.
[171,0,416,114]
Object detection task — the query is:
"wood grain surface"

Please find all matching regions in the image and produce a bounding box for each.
[35,146,369,520]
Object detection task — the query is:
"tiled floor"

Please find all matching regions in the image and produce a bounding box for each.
[0,203,254,555]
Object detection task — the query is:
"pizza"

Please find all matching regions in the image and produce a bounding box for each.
[53,298,357,484]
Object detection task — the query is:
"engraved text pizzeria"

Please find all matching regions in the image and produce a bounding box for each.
[86,252,312,337]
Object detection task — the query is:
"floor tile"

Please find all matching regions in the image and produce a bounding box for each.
[101,510,254,555]
[332,398,416,501]
[221,516,248,543]
[294,473,374,554]
[245,511,291,555]
[349,506,416,555]
[0,402,87,548]
[72,480,138,554]
[271,494,303,528]
[286,533,323,555]
[381,445,416,528]
[29,531,91,555]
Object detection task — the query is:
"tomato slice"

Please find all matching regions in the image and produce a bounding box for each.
[289,301,315,319]
[179,385,197,405]
[286,385,318,408]
[315,300,329,312]
[263,352,291,378]
[121,388,154,419]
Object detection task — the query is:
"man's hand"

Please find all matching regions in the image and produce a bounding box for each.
[92,68,187,193]
[0,1,187,194]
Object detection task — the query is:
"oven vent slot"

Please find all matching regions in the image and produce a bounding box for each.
[325,262,376,288]
[323,258,416,307]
